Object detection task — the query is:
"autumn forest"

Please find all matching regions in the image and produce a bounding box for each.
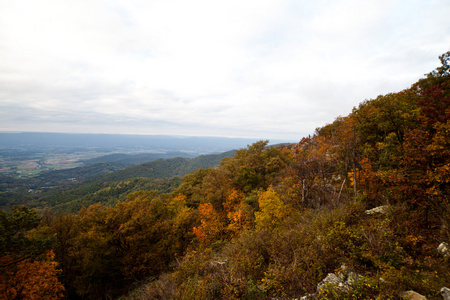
[1,52,450,299]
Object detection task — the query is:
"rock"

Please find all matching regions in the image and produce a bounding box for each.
[299,294,317,300]
[336,264,349,281]
[317,273,350,294]
[210,259,228,267]
[331,174,342,182]
[399,290,427,300]
[437,242,449,257]
[441,287,450,300]
[346,271,363,285]
[336,264,363,285]
[365,205,389,215]
[325,184,335,191]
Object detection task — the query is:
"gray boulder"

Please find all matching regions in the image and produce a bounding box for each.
[365,205,389,215]
[337,264,363,286]
[437,242,449,257]
[317,273,350,294]
[441,287,450,300]
[337,264,363,287]
[399,290,427,300]
[300,294,317,300]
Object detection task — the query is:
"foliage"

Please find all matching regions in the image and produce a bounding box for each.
[0,206,64,300]
[44,190,197,299]
[0,251,65,300]
[45,177,182,213]
[193,203,225,245]
[255,187,287,230]
[89,150,235,183]
[0,206,52,266]
[318,276,381,300]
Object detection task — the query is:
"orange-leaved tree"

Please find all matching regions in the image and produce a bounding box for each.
[0,206,64,300]
[193,202,225,244]
[0,251,64,300]
[224,188,251,235]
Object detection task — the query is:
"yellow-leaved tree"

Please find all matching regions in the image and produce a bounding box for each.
[255,187,287,230]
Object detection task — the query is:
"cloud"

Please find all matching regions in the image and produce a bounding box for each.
[0,0,449,141]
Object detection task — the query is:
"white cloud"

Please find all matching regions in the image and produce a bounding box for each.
[0,0,449,141]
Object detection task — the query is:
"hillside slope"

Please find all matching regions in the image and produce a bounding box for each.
[87,150,236,183]
[0,162,126,209]
[81,151,197,165]
[29,150,237,213]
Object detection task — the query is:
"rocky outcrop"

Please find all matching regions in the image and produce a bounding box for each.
[316,264,363,295]
[312,265,450,300]
[399,290,427,300]
[365,205,389,215]
[441,287,450,300]
[316,273,350,294]
[336,264,363,285]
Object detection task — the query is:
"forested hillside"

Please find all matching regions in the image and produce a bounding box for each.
[37,177,183,213]
[1,52,449,299]
[0,150,236,212]
[82,150,217,166]
[88,150,236,183]
[0,162,127,209]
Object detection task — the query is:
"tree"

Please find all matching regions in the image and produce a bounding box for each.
[354,90,420,164]
[50,213,80,298]
[0,206,43,265]
[221,141,289,193]
[56,191,196,299]
[0,251,65,300]
[193,203,224,244]
[429,50,450,77]
[224,188,251,235]
[0,206,64,299]
[255,187,287,230]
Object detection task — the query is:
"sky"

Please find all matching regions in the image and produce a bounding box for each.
[0,0,449,142]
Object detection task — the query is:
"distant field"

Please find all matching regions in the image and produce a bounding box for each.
[0,150,107,178]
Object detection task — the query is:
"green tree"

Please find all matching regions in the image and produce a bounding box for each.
[0,206,50,267]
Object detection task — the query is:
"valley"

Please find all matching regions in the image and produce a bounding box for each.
[0,148,106,178]
[0,135,244,211]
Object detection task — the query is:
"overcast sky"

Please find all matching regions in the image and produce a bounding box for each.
[1,0,449,141]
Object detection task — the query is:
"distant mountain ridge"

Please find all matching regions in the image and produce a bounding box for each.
[86,150,236,184]
[82,151,197,166]
[0,132,291,153]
